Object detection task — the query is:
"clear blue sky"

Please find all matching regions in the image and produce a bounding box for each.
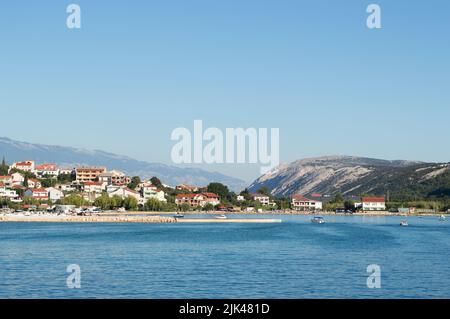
[1,1,449,182]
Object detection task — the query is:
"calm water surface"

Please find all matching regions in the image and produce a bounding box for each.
[0,215,449,298]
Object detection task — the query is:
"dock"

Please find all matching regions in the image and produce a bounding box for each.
[176,218,282,223]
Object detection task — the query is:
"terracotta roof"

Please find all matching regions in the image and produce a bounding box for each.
[362,197,385,203]
[176,194,203,199]
[15,161,33,166]
[31,188,48,193]
[0,175,11,179]
[291,194,320,202]
[84,182,103,186]
[202,192,220,198]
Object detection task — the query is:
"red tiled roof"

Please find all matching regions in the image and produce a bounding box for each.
[84,182,103,186]
[0,176,11,179]
[291,194,320,202]
[32,188,48,193]
[362,197,385,203]
[15,161,33,166]
[176,193,203,199]
[202,192,220,198]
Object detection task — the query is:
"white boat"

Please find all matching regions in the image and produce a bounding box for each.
[311,217,325,224]
[174,213,184,218]
[400,221,409,227]
[215,214,227,219]
[439,215,446,221]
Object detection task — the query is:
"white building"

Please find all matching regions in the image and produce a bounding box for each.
[236,195,245,201]
[291,195,323,212]
[35,164,59,177]
[46,187,64,201]
[10,160,35,172]
[0,185,19,200]
[252,194,270,206]
[362,197,386,211]
[27,179,42,189]
[83,182,106,193]
[0,176,13,188]
[142,186,166,202]
[11,172,25,186]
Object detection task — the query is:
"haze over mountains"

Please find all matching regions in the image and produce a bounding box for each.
[0,137,247,191]
[249,156,450,200]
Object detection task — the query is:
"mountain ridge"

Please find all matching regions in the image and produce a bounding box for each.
[0,136,247,191]
[249,155,450,200]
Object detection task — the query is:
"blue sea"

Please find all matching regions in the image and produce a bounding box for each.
[0,215,449,299]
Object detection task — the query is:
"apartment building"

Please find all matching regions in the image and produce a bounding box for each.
[291,194,323,212]
[75,167,107,183]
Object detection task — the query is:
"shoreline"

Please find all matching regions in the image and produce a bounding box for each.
[99,210,448,217]
[0,210,446,223]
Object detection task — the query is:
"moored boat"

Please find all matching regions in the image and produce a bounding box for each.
[215,214,227,219]
[400,220,409,227]
[311,216,325,224]
[439,215,446,221]
[174,213,184,218]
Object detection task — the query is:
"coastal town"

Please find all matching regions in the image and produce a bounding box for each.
[0,158,448,217]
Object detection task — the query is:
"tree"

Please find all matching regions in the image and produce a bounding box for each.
[127,176,141,190]
[145,198,164,211]
[123,196,138,211]
[0,156,8,175]
[257,186,270,196]
[207,182,229,198]
[58,194,89,207]
[202,203,215,211]
[94,194,113,210]
[58,173,74,184]
[150,176,162,188]
[179,203,191,212]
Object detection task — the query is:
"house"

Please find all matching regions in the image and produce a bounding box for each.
[46,187,64,201]
[176,184,199,192]
[236,195,245,201]
[202,192,221,206]
[175,194,206,207]
[107,186,142,202]
[75,167,107,183]
[98,170,130,186]
[24,188,49,201]
[291,194,323,212]
[35,163,59,177]
[142,186,166,202]
[27,179,42,189]
[0,176,13,188]
[11,172,25,186]
[361,197,386,211]
[251,193,270,206]
[10,160,35,172]
[83,181,106,193]
[0,184,19,200]
[59,168,74,176]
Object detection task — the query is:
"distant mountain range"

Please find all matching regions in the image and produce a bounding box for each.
[0,137,247,191]
[248,156,450,200]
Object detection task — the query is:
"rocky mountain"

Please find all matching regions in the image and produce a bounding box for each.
[0,137,246,191]
[248,156,450,200]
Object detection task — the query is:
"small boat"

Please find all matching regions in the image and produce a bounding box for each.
[439,215,446,221]
[400,221,409,227]
[174,213,184,218]
[215,214,227,219]
[311,216,325,224]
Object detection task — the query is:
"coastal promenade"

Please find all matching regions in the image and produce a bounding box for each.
[0,214,282,223]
